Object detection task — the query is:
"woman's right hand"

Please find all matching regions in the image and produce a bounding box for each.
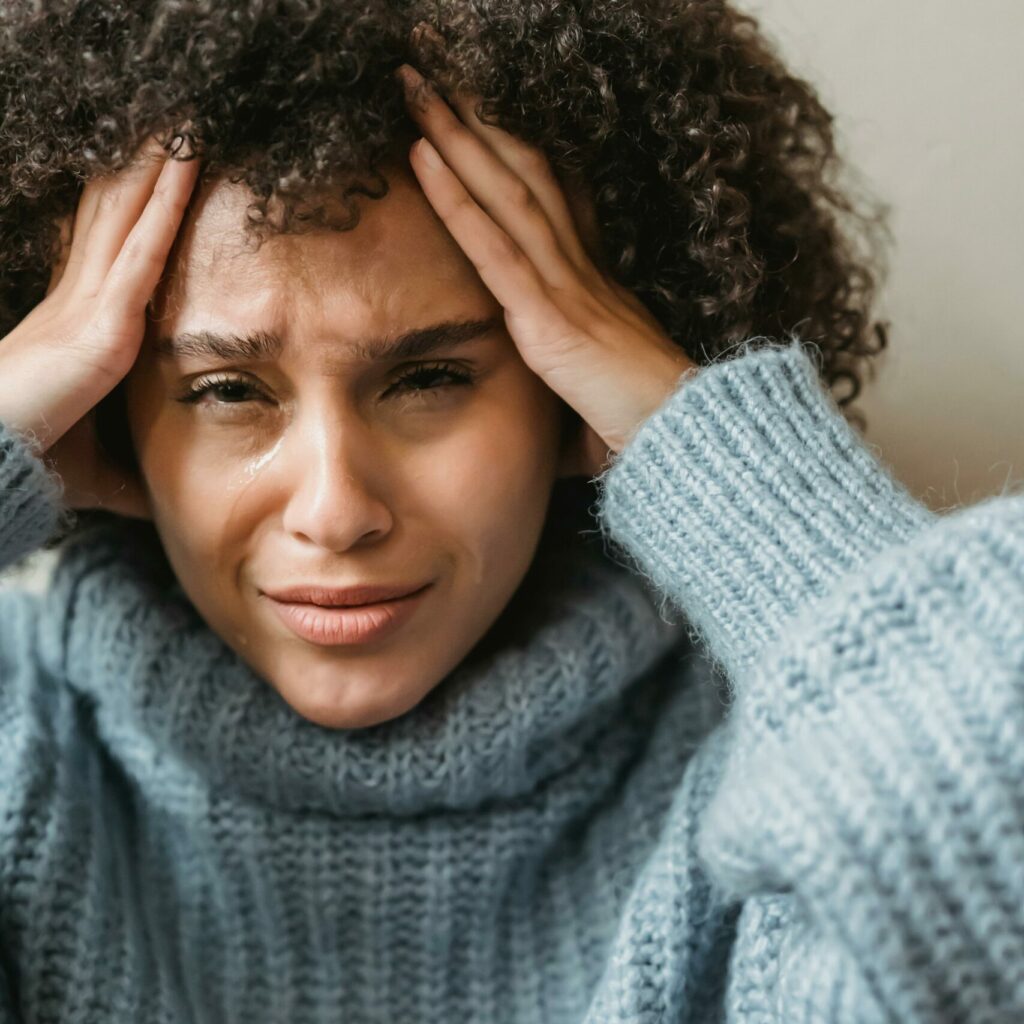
[0,131,201,518]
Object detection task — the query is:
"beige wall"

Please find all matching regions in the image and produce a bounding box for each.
[741,0,1024,509]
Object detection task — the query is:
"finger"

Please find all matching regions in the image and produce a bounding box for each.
[399,66,581,289]
[49,134,162,296]
[46,212,74,294]
[47,185,99,295]
[70,136,157,253]
[100,151,201,316]
[443,85,594,273]
[403,57,610,277]
[409,138,554,325]
[60,179,107,286]
[72,134,177,294]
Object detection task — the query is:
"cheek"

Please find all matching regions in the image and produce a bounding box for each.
[145,465,226,583]
[127,406,246,573]
[125,377,259,531]
[128,369,562,557]
[416,389,562,557]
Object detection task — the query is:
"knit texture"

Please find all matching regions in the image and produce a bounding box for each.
[1,337,1022,1023]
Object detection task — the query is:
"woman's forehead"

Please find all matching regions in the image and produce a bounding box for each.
[153,168,483,313]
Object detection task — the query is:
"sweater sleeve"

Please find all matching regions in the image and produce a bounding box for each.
[0,427,66,1024]
[0,960,18,1023]
[0,418,69,575]
[594,337,1024,1023]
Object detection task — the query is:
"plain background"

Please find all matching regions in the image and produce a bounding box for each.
[2,0,1022,591]
[739,0,1023,509]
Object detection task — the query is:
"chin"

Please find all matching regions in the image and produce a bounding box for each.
[274,668,438,731]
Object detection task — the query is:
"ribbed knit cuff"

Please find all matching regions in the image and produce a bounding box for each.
[0,417,68,572]
[593,337,940,686]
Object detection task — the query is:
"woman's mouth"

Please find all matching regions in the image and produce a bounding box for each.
[262,584,433,646]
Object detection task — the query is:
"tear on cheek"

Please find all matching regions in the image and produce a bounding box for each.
[244,437,285,480]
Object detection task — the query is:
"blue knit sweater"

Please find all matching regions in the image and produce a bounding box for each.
[1,338,1022,1023]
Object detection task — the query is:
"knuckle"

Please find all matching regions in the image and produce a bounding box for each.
[152,180,186,215]
[448,188,477,221]
[480,233,526,278]
[491,232,522,262]
[121,235,162,273]
[506,179,536,212]
[118,235,146,265]
[149,183,173,212]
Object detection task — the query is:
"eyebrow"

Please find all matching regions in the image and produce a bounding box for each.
[153,316,504,364]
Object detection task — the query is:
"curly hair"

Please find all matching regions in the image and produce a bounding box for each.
[0,0,893,554]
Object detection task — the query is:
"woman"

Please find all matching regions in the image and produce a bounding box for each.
[1,2,1021,1022]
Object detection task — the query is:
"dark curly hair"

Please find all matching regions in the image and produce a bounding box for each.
[0,0,892,559]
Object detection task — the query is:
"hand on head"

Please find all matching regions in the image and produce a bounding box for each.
[0,130,201,518]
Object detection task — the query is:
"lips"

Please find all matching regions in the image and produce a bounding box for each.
[262,583,433,646]
[261,581,430,608]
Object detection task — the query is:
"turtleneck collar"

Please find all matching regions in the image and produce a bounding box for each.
[38,517,688,818]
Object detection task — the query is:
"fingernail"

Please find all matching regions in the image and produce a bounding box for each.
[416,138,441,169]
[411,22,445,52]
[168,129,197,159]
[395,63,422,88]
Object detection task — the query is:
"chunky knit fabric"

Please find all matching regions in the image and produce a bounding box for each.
[1,337,1022,1023]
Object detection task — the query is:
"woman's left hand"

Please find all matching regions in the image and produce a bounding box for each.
[396,62,697,478]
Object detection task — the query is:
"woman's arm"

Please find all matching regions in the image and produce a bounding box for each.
[0,961,18,1024]
[0,418,67,575]
[393,65,1024,1021]
[594,337,941,685]
[0,419,60,1024]
[595,339,1024,1023]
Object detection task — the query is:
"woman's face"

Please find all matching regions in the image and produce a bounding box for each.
[122,167,576,729]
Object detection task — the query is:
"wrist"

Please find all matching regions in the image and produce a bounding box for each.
[607,348,698,455]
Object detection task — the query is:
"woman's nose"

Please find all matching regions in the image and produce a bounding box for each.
[278,419,394,552]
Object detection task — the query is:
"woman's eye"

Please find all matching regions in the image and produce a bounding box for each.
[177,376,264,408]
[174,362,475,413]
[385,363,475,397]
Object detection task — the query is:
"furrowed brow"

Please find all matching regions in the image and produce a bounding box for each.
[153,328,282,362]
[153,317,504,364]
